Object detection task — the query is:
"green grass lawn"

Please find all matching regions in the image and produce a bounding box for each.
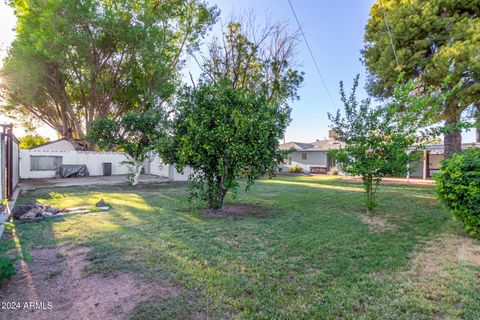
[4,176,480,319]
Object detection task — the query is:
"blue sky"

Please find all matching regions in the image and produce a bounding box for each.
[0,0,476,142]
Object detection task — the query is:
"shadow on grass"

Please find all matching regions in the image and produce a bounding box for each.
[8,177,470,318]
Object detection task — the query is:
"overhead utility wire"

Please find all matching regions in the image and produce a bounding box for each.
[379,0,400,71]
[287,0,336,108]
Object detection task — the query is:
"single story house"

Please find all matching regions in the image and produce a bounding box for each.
[280,139,343,173]
[280,138,480,178]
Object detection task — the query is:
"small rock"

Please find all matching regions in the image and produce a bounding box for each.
[13,203,63,220]
[19,208,42,220]
[96,199,107,207]
[12,205,38,219]
[45,205,61,214]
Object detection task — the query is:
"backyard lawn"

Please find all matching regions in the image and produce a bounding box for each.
[1,175,479,319]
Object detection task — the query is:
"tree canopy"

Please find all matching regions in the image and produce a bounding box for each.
[161,80,291,209]
[362,0,480,156]
[87,109,169,185]
[18,134,50,149]
[1,0,218,148]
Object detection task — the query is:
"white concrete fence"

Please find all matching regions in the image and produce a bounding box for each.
[19,149,191,181]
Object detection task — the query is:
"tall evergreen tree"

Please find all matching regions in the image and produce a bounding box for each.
[363,0,480,156]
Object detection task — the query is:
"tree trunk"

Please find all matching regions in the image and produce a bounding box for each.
[131,163,143,186]
[363,175,376,213]
[126,160,143,186]
[475,104,480,143]
[443,101,462,158]
[443,116,462,158]
[208,186,227,210]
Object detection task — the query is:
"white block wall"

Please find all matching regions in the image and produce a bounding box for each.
[170,165,192,181]
[20,149,131,179]
[284,151,328,172]
[149,153,170,177]
[19,149,191,181]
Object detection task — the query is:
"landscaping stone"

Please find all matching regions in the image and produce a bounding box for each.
[12,203,63,220]
[96,199,107,207]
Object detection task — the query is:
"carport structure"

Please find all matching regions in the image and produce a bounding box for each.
[408,143,480,180]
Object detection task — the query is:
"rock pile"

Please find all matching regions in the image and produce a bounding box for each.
[12,204,63,220]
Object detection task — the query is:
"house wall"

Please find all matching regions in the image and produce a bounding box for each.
[32,139,77,151]
[20,149,131,179]
[409,153,444,178]
[170,165,192,181]
[285,151,327,172]
[149,153,170,177]
[409,158,423,178]
[19,149,191,181]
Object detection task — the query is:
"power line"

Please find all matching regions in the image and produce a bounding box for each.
[287,0,336,108]
[379,0,400,71]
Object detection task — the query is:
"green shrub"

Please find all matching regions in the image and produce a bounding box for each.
[0,218,16,282]
[288,164,303,173]
[434,148,480,237]
[0,256,16,281]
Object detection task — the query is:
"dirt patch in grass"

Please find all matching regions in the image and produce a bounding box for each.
[397,234,480,318]
[0,246,180,320]
[458,242,480,266]
[358,214,397,232]
[202,204,268,219]
[408,235,480,280]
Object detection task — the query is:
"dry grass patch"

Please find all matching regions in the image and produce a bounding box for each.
[458,242,480,266]
[0,246,180,320]
[408,234,480,280]
[358,213,397,232]
[396,234,480,319]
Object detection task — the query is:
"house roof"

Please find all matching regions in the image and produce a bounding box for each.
[280,139,344,151]
[280,140,480,154]
[28,138,85,151]
[410,142,480,154]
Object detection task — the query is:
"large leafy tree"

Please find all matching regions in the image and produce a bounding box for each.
[88,109,169,186]
[362,0,480,156]
[328,75,436,212]
[159,17,303,210]
[0,0,218,149]
[161,81,291,210]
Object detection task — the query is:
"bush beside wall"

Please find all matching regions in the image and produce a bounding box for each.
[288,164,303,173]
